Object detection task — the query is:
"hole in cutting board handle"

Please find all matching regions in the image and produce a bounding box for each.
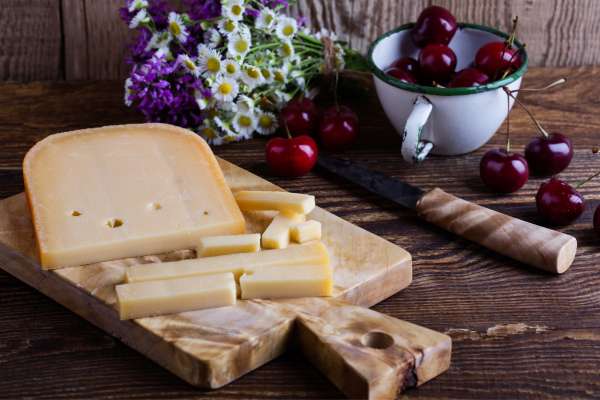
[361,331,395,349]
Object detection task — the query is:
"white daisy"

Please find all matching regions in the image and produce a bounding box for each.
[236,95,255,113]
[223,0,245,21]
[154,46,173,60]
[223,59,241,78]
[271,90,292,107]
[168,12,188,43]
[124,78,134,107]
[232,112,257,138]
[128,0,148,12]
[198,48,223,76]
[212,76,239,102]
[178,54,201,77]
[260,67,273,83]
[275,16,297,41]
[240,65,264,89]
[218,19,239,36]
[227,33,251,59]
[315,28,339,41]
[272,65,288,84]
[280,41,295,59]
[256,111,278,135]
[214,116,237,137]
[145,31,171,51]
[129,9,149,29]
[197,44,212,58]
[204,29,223,49]
[291,69,305,89]
[199,121,219,140]
[255,8,276,30]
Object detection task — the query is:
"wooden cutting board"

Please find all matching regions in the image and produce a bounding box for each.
[0,157,451,399]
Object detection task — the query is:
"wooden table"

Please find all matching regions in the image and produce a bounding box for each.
[1,67,599,399]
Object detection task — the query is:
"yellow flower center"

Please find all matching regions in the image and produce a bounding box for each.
[238,115,253,127]
[265,14,273,25]
[202,127,217,139]
[274,70,285,82]
[225,20,235,32]
[247,68,260,79]
[261,68,271,80]
[208,109,218,117]
[219,82,233,95]
[231,5,242,16]
[282,43,293,56]
[283,25,294,37]
[169,21,181,36]
[224,135,236,143]
[259,115,273,128]
[235,39,248,53]
[207,57,220,72]
[184,59,196,70]
[226,63,237,74]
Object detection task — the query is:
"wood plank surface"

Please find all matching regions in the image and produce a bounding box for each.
[0,67,600,398]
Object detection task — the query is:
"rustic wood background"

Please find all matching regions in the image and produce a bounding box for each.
[1,0,600,81]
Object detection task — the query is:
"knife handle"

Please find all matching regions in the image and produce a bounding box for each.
[415,188,577,274]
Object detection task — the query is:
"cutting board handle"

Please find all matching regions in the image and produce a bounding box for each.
[293,299,451,400]
[416,188,577,274]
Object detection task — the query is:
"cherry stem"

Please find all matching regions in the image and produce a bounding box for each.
[284,123,292,139]
[576,170,600,189]
[333,71,339,111]
[506,90,511,152]
[503,87,550,138]
[497,16,519,79]
[510,78,566,93]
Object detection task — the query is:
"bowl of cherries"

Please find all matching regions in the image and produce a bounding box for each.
[368,6,528,163]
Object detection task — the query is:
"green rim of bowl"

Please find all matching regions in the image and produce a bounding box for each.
[367,22,529,96]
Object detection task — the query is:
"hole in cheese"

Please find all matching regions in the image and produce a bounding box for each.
[107,218,124,228]
[149,202,162,210]
[71,210,82,217]
[361,331,395,349]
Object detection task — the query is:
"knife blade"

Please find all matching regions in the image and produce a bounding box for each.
[317,154,577,274]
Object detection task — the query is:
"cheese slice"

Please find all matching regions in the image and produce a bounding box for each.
[23,124,245,269]
[240,264,333,300]
[116,272,236,320]
[197,233,261,257]
[126,241,330,283]
[262,212,306,249]
[234,191,315,214]
[290,220,322,243]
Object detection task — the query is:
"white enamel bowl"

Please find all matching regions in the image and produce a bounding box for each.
[368,23,528,163]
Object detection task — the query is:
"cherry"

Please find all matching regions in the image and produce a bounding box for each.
[525,133,573,176]
[475,42,519,79]
[448,68,489,88]
[536,178,584,225]
[419,44,457,83]
[385,67,417,84]
[411,5,457,47]
[317,105,359,151]
[279,98,319,136]
[265,135,318,177]
[594,205,600,237]
[391,57,420,75]
[480,149,529,193]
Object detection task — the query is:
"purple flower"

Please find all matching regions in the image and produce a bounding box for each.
[245,8,259,18]
[148,0,169,29]
[184,0,222,21]
[126,28,153,65]
[260,0,289,9]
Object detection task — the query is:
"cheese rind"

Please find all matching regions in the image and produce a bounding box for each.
[262,212,306,249]
[116,272,236,320]
[126,241,330,283]
[196,233,260,257]
[290,220,322,243]
[240,264,333,300]
[23,124,245,269]
[234,191,315,214]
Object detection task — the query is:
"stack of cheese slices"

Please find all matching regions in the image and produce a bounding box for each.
[22,124,332,321]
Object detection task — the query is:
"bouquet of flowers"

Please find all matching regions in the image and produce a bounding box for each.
[120,0,366,145]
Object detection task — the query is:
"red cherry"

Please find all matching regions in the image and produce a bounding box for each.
[475,42,519,79]
[419,44,457,83]
[265,135,318,177]
[448,68,489,88]
[385,67,417,84]
[318,105,359,151]
[279,98,319,136]
[480,149,529,193]
[594,205,600,236]
[391,57,420,75]
[525,133,573,176]
[411,5,457,47]
[536,178,584,225]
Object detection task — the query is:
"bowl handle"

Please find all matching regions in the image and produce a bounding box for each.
[401,95,434,163]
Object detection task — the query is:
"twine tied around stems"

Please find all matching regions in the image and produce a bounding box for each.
[321,36,338,76]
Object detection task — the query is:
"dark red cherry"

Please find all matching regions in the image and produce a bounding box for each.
[385,67,417,84]
[391,57,420,75]
[480,149,529,193]
[419,44,457,83]
[317,105,359,151]
[279,98,319,136]
[448,68,489,88]
[411,5,458,47]
[525,133,573,176]
[594,205,600,237]
[265,135,318,177]
[475,41,519,79]
[536,178,584,226]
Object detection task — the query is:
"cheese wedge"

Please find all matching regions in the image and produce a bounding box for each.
[23,124,245,269]
[290,220,322,243]
[234,191,315,214]
[197,233,261,257]
[126,241,330,283]
[240,264,333,300]
[116,272,236,320]
[262,212,306,249]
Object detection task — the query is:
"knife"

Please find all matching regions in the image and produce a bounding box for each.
[317,155,577,274]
